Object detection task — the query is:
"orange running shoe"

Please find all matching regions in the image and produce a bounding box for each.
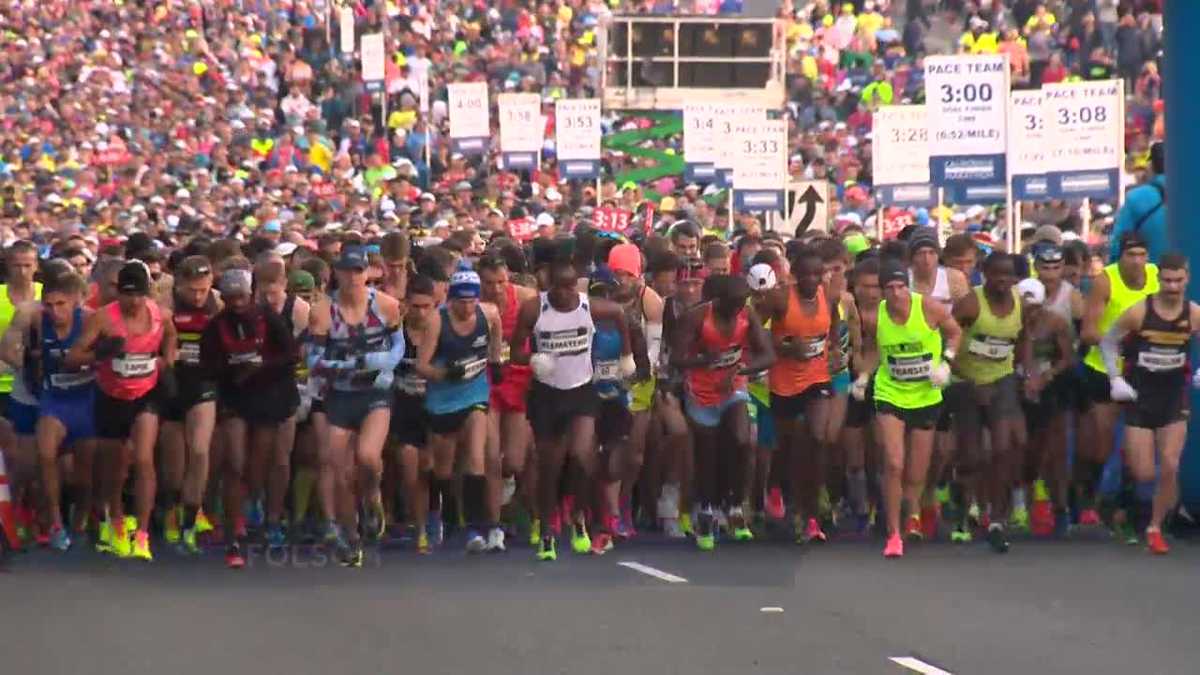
[1146,529,1170,555]
[883,533,904,558]
[1079,508,1102,527]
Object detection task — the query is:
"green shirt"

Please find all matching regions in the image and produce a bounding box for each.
[873,292,943,410]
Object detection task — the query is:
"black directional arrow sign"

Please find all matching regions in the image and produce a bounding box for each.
[784,181,829,235]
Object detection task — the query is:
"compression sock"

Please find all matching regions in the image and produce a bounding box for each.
[291,467,317,524]
[182,504,199,532]
[462,474,488,530]
[432,478,454,529]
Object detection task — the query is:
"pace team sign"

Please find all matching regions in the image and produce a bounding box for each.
[498,93,542,169]
[1008,90,1049,200]
[872,105,935,207]
[1042,79,1123,199]
[924,54,1009,188]
[683,103,717,182]
[732,118,785,211]
[447,81,490,155]
[554,98,602,179]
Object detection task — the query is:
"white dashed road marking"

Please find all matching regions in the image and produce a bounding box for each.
[617,561,688,584]
[890,656,954,675]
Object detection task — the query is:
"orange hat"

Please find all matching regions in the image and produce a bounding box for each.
[607,243,642,277]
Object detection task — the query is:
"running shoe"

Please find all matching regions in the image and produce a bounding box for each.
[1009,505,1031,532]
[486,527,506,553]
[95,520,114,554]
[986,524,1010,553]
[966,502,982,529]
[662,517,684,538]
[339,540,364,568]
[935,483,952,507]
[465,529,487,554]
[364,500,386,543]
[570,522,591,554]
[225,543,246,569]
[320,520,340,548]
[131,530,153,561]
[49,525,71,552]
[1115,520,1139,546]
[765,487,786,520]
[728,506,754,541]
[616,513,637,540]
[416,532,432,555]
[180,528,200,555]
[679,512,694,537]
[111,524,133,558]
[657,484,680,520]
[1146,529,1170,555]
[536,535,557,562]
[124,515,137,537]
[246,498,264,530]
[501,477,517,506]
[164,507,181,544]
[266,524,287,550]
[1078,508,1102,527]
[695,509,715,551]
[883,533,904,558]
[950,525,973,543]
[904,514,923,541]
[803,517,828,544]
[427,511,445,547]
[817,487,833,524]
[527,518,541,547]
[194,510,214,534]
[590,532,614,555]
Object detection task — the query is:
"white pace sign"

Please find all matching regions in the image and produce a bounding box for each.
[339,6,355,54]
[360,33,385,88]
[873,105,935,207]
[447,82,490,154]
[683,103,717,182]
[498,93,543,168]
[1041,79,1123,199]
[713,103,766,188]
[1008,90,1049,200]
[924,54,1009,188]
[732,118,785,211]
[555,98,602,179]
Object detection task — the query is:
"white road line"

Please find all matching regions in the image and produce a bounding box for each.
[617,561,689,584]
[889,656,954,675]
[759,607,784,613]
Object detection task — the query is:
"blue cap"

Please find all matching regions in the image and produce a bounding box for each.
[264,219,282,233]
[335,246,369,271]
[448,269,481,300]
[914,208,930,226]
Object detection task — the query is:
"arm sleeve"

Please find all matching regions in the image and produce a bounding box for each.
[1099,321,1129,377]
[363,327,405,373]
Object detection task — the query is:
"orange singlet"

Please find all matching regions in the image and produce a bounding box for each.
[768,285,831,396]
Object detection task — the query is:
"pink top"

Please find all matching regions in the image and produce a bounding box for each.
[94,301,163,400]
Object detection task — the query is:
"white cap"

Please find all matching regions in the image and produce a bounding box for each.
[1017,278,1046,306]
[746,263,777,291]
[275,242,299,256]
[536,212,555,227]
[966,205,986,219]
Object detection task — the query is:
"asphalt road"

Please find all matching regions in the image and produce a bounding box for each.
[3,530,1198,675]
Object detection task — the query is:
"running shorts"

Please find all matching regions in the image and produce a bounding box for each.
[770,381,833,421]
[935,381,970,432]
[1079,364,1112,408]
[629,377,655,413]
[95,387,159,440]
[831,369,852,396]
[950,374,1023,431]
[223,379,300,426]
[6,398,38,435]
[490,363,532,414]
[160,375,217,422]
[874,400,941,430]
[324,388,391,430]
[597,394,632,446]
[390,391,430,446]
[845,379,876,429]
[751,395,777,448]
[428,402,488,436]
[1124,383,1189,430]
[1022,371,1074,432]
[527,380,598,439]
[685,389,750,428]
[40,390,96,444]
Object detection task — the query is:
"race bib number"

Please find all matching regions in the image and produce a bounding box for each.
[229,352,263,366]
[713,347,743,370]
[178,341,201,365]
[538,328,591,355]
[800,337,826,360]
[50,371,94,388]
[397,374,426,395]
[887,353,933,382]
[112,354,156,378]
[593,359,620,382]
[967,335,1014,361]
[458,356,488,380]
[1136,349,1186,372]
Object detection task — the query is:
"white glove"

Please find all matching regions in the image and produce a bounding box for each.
[849,374,869,401]
[530,352,555,380]
[618,353,636,379]
[363,351,392,371]
[1109,376,1138,402]
[373,369,395,391]
[1192,367,1200,390]
[930,362,951,388]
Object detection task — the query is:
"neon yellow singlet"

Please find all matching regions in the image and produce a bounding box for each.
[956,286,1021,385]
[874,292,943,410]
[1083,263,1159,374]
[0,282,42,394]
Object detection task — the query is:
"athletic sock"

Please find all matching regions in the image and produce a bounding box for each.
[182,504,199,532]
[432,478,454,522]
[847,469,868,515]
[462,474,488,530]
[292,467,317,524]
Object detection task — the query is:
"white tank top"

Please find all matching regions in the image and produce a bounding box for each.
[533,292,596,390]
[910,266,952,308]
[1045,280,1075,328]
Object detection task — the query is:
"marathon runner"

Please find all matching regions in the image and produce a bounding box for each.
[66,261,177,561]
[509,254,633,561]
[672,274,775,550]
[307,247,404,567]
[857,259,961,558]
[0,241,43,541]
[392,275,436,553]
[843,256,882,534]
[1099,252,1199,555]
[818,238,862,531]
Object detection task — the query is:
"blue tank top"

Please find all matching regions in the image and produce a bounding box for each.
[425,305,490,415]
[325,289,394,392]
[592,321,624,401]
[41,307,94,398]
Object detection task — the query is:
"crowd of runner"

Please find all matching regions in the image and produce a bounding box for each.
[0,0,1178,569]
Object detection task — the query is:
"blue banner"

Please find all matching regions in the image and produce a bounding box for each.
[947,183,1007,205]
[450,137,489,155]
[875,184,936,208]
[1011,174,1050,201]
[685,162,717,183]
[733,190,783,211]
[560,160,600,180]
[1047,168,1120,200]
[930,153,1007,188]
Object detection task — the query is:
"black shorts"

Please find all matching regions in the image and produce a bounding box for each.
[597,397,632,446]
[844,381,875,429]
[935,381,971,432]
[527,380,598,439]
[160,376,217,422]
[324,388,391,430]
[1023,371,1075,431]
[1080,365,1112,408]
[770,382,833,421]
[222,379,299,426]
[874,399,942,430]
[0,392,9,418]
[428,402,488,436]
[390,392,430,446]
[1125,386,1189,430]
[95,387,160,440]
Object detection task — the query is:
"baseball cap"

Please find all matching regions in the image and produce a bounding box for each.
[288,269,316,293]
[335,247,369,271]
[117,261,151,295]
[1032,224,1062,246]
[276,242,298,257]
[219,268,253,296]
[607,243,642,277]
[1017,278,1046,306]
[1033,242,1065,264]
[264,219,282,233]
[746,263,777,291]
[448,268,481,300]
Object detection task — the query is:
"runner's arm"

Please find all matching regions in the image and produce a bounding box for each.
[669,305,712,370]
[64,309,107,369]
[928,300,963,357]
[304,300,356,373]
[741,306,776,374]
[845,294,864,372]
[1099,301,1145,377]
[482,302,503,364]
[0,304,34,369]
[508,296,540,366]
[1081,272,1111,346]
[946,267,971,301]
[159,308,178,367]
[951,289,980,331]
[362,295,406,372]
[414,310,450,381]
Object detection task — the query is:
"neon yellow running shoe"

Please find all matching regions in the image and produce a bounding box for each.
[1032,479,1050,503]
[164,507,181,544]
[96,520,114,554]
[679,512,694,536]
[194,510,214,534]
[1010,506,1030,532]
[935,484,952,506]
[528,518,541,547]
[131,530,153,561]
[950,527,973,543]
[124,515,137,537]
[536,535,557,561]
[570,523,591,554]
[111,524,133,558]
[180,527,200,555]
[696,533,715,550]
